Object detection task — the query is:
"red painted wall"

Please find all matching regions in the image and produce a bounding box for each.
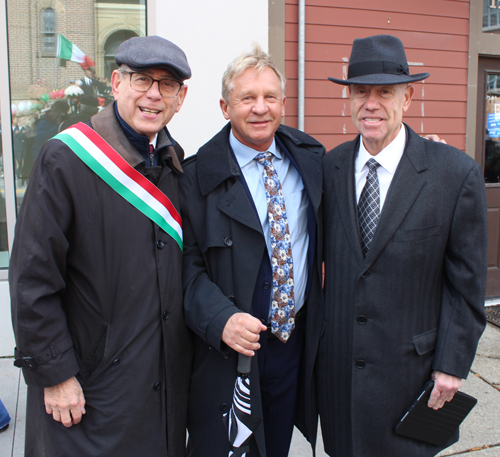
[284,0,470,151]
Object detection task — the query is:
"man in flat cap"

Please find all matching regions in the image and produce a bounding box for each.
[313,35,488,456]
[10,35,193,456]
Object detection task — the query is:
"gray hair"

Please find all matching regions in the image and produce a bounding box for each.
[221,43,286,102]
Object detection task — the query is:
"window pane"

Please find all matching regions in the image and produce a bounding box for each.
[6,0,146,211]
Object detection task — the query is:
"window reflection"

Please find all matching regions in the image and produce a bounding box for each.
[484,74,500,183]
[7,0,146,211]
[0,98,10,267]
[484,0,500,32]
[42,8,56,56]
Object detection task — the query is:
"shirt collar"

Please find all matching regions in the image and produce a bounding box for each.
[229,129,280,168]
[356,124,406,175]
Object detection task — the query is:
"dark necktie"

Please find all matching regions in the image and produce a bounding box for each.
[254,152,295,343]
[358,158,380,256]
[149,144,154,167]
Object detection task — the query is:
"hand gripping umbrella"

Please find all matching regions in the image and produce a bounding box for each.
[223,353,261,457]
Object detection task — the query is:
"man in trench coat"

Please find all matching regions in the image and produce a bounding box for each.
[179,44,324,457]
[316,35,488,457]
[10,36,193,456]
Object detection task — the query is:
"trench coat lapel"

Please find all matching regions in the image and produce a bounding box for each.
[217,181,263,234]
[197,123,263,235]
[363,127,427,266]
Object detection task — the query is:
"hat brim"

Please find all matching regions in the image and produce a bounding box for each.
[327,72,429,86]
[126,64,185,82]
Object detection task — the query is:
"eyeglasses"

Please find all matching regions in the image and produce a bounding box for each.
[120,70,183,98]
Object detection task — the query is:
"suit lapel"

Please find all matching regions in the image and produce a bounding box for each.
[363,127,427,266]
[332,138,365,267]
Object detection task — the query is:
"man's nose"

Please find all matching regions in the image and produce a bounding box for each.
[252,96,268,114]
[365,91,380,109]
[146,80,162,98]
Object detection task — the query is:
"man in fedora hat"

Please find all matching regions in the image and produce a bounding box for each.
[314,35,487,456]
[10,36,193,456]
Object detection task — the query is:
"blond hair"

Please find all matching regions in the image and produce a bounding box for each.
[221,43,286,102]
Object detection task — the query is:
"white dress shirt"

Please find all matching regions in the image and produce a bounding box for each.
[355,124,406,211]
[229,130,309,313]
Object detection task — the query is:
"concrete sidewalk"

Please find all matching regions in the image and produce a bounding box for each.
[1,323,499,457]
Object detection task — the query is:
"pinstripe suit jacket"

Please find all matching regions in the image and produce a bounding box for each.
[316,125,487,457]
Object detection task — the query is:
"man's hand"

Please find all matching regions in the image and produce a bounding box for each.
[427,371,462,410]
[423,134,447,144]
[222,313,267,356]
[44,376,86,427]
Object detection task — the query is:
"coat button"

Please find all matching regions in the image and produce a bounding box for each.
[154,382,161,391]
[220,403,228,412]
[162,311,169,320]
[224,237,233,247]
[263,282,270,290]
[357,315,368,325]
[361,270,370,279]
[228,295,236,303]
[112,358,120,365]
[157,240,165,249]
[356,359,366,369]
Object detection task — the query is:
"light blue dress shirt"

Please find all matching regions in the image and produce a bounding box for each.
[229,131,309,314]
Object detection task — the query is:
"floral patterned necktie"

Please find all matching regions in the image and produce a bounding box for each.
[254,152,295,343]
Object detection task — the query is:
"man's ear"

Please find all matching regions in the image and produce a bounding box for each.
[220,98,230,121]
[402,85,414,112]
[175,84,188,113]
[111,70,122,99]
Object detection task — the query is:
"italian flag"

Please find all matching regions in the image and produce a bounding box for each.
[57,34,96,69]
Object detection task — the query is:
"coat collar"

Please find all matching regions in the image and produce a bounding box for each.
[196,122,324,197]
[90,103,183,173]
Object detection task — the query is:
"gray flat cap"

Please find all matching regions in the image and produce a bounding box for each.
[115,36,191,81]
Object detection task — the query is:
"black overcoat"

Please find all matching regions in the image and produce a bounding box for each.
[179,123,324,456]
[10,104,193,457]
[316,125,487,457]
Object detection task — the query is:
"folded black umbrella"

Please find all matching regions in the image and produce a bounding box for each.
[223,354,261,457]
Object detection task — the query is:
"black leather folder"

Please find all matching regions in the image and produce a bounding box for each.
[394,380,477,446]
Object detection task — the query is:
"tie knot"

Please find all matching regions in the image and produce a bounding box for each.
[149,144,154,154]
[254,151,272,165]
[366,158,379,172]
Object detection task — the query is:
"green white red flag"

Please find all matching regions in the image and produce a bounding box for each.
[53,122,183,250]
[57,34,95,69]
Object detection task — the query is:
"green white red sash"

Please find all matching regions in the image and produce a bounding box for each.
[54,122,183,250]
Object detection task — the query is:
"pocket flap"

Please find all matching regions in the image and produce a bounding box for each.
[412,328,438,355]
[394,223,442,242]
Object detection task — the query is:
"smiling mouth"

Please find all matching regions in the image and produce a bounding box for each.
[140,107,161,115]
[363,118,382,123]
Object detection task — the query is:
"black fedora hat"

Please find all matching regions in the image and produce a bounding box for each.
[328,35,429,86]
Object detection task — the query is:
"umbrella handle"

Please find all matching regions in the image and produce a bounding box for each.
[237,353,252,375]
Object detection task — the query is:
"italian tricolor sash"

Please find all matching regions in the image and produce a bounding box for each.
[54,122,183,250]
